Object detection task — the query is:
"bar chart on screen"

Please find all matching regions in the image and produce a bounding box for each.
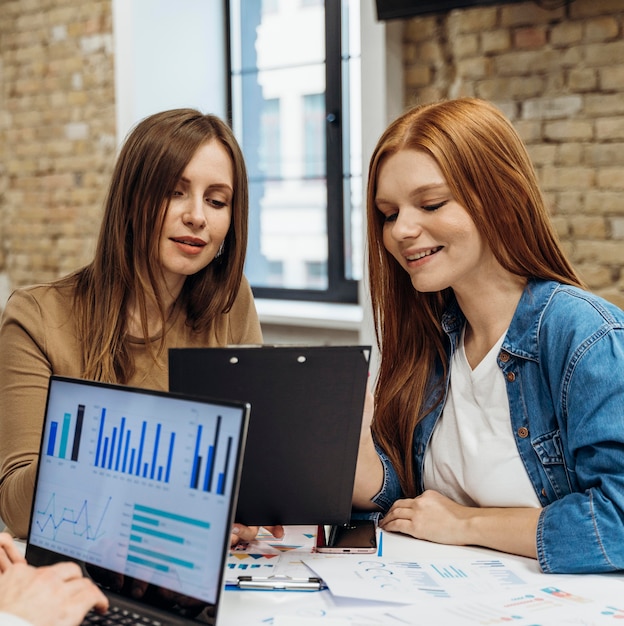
[189,417,235,496]
[93,406,177,484]
[44,403,85,462]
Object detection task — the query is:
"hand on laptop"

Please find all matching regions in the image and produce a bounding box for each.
[230,524,285,546]
[0,551,108,626]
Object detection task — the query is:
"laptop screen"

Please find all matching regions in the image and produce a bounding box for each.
[26,376,249,624]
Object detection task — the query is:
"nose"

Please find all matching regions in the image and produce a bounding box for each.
[389,207,423,241]
[183,195,207,230]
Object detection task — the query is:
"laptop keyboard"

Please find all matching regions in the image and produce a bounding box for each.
[83,605,163,625]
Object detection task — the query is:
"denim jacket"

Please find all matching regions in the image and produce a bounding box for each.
[371,279,624,573]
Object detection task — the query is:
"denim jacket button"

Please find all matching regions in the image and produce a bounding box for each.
[506,371,516,382]
[517,427,529,438]
[499,351,510,362]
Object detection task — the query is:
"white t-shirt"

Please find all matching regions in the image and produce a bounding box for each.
[0,612,32,626]
[423,329,541,508]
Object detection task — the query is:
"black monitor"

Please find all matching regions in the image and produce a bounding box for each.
[376,0,525,21]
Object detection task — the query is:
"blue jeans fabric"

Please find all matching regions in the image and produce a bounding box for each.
[370,279,624,573]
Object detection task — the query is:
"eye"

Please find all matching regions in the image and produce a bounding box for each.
[206,197,228,209]
[383,212,398,223]
[422,200,447,212]
[170,189,184,197]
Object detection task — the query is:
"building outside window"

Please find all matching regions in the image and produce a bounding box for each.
[229,0,362,303]
[113,0,362,305]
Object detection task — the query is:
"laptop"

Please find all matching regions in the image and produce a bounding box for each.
[25,375,250,625]
[169,345,371,527]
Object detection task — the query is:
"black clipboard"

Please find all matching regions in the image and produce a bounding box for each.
[169,345,371,526]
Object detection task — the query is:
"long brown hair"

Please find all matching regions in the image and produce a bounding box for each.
[59,109,249,383]
[366,98,584,495]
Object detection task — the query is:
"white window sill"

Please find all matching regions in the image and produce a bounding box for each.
[255,298,363,332]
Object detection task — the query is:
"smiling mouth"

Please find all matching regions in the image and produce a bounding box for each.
[171,237,206,248]
[406,246,442,261]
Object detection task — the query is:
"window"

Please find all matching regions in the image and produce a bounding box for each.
[303,94,325,179]
[228,0,361,303]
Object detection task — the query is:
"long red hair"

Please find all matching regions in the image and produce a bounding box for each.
[366,98,584,495]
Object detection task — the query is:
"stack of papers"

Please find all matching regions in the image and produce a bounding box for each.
[225,526,624,625]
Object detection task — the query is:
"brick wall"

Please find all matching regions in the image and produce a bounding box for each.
[1,1,624,308]
[0,0,115,306]
[402,0,624,307]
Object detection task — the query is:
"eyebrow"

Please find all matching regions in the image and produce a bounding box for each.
[178,177,233,193]
[375,182,448,205]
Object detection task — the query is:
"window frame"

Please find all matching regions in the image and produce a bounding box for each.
[226,0,359,304]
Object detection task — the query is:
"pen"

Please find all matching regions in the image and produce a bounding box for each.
[236,575,325,591]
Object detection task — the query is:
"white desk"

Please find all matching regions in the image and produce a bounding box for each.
[217,527,624,625]
[13,531,624,624]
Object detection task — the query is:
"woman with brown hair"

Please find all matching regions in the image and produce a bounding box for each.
[0,109,281,544]
[354,98,624,573]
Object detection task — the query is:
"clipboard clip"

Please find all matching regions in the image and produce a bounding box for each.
[236,574,325,591]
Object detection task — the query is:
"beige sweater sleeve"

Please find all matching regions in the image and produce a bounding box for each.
[0,275,262,538]
[0,290,54,538]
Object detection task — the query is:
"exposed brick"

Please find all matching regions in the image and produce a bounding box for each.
[494,48,570,76]
[453,33,480,58]
[611,218,624,239]
[543,120,594,142]
[551,21,584,47]
[569,216,608,238]
[501,2,566,27]
[596,117,624,141]
[555,142,584,166]
[600,66,624,91]
[522,95,583,120]
[585,17,619,42]
[585,93,624,116]
[513,26,547,49]
[541,165,596,190]
[526,143,557,166]
[477,75,545,100]
[586,190,624,215]
[404,16,437,43]
[457,57,490,80]
[584,40,624,67]
[597,168,624,189]
[481,29,511,54]
[571,0,624,19]
[575,240,624,264]
[0,0,115,290]
[576,264,613,289]
[555,191,585,216]
[405,64,432,88]
[450,7,497,33]
[569,68,599,92]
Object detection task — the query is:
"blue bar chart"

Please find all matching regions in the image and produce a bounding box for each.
[126,503,210,574]
[45,404,85,462]
[93,407,176,483]
[189,417,233,495]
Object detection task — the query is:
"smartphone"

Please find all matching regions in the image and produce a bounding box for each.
[316,520,377,554]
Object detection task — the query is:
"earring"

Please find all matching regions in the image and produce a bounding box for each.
[215,241,225,258]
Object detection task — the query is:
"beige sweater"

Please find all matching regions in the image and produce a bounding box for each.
[0,276,262,538]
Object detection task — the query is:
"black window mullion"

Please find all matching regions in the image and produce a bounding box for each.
[325,0,355,303]
[229,0,358,304]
